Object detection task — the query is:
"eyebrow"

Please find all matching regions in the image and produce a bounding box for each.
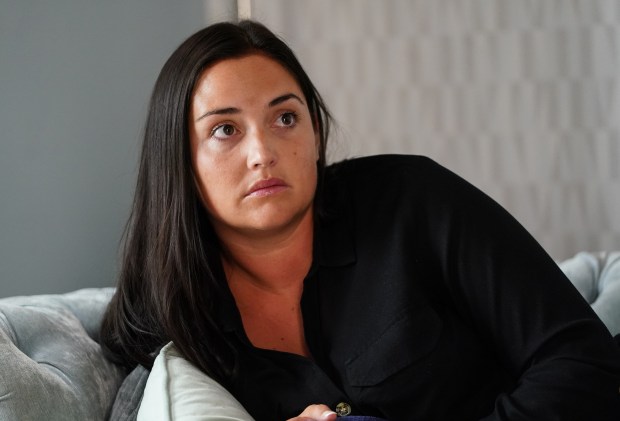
[195,93,305,122]
[269,93,305,107]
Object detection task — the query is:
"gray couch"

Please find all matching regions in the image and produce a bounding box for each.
[0,288,127,420]
[1,252,619,421]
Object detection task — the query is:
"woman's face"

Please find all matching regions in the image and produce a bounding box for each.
[189,54,319,239]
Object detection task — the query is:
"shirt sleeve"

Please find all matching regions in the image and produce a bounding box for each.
[417,158,620,420]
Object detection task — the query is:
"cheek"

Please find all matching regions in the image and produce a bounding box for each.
[197,177,235,220]
[194,155,232,211]
[297,146,319,191]
[296,131,320,163]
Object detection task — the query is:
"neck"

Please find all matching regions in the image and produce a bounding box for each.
[216,207,315,358]
[217,207,315,296]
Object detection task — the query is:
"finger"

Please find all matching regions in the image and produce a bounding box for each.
[286,414,336,421]
[287,404,337,421]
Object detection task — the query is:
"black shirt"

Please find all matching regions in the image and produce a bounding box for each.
[217,155,620,420]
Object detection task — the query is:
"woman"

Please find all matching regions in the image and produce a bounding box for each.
[101,20,620,420]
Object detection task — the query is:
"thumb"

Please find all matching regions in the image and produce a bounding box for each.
[287,404,337,421]
[319,410,338,420]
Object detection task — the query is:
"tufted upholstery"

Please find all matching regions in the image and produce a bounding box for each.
[558,251,620,336]
[0,288,126,421]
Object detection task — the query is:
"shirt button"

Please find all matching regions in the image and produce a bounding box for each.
[335,402,351,416]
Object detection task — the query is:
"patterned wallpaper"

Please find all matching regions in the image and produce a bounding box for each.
[248,0,620,260]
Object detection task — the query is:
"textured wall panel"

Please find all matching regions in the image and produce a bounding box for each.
[252,0,620,260]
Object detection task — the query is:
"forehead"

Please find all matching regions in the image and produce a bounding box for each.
[192,54,304,106]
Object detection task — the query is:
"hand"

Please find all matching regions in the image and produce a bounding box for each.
[286,404,338,421]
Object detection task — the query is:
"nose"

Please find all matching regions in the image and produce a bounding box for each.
[246,128,277,169]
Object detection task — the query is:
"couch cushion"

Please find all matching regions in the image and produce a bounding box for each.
[0,288,126,421]
[109,363,150,421]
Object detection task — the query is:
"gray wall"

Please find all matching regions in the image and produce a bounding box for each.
[0,1,230,297]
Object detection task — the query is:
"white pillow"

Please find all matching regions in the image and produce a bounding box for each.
[137,342,255,421]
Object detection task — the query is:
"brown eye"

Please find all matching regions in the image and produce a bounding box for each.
[212,124,237,139]
[278,112,297,127]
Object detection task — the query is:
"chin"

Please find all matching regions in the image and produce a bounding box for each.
[246,206,312,233]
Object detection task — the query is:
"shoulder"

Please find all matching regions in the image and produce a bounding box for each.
[326,154,440,178]
[323,154,467,200]
[320,154,502,227]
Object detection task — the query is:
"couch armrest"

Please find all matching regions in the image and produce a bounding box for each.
[0,288,126,421]
[559,251,620,336]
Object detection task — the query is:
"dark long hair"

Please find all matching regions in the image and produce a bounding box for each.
[100,20,332,384]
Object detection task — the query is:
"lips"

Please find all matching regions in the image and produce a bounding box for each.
[245,178,289,198]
